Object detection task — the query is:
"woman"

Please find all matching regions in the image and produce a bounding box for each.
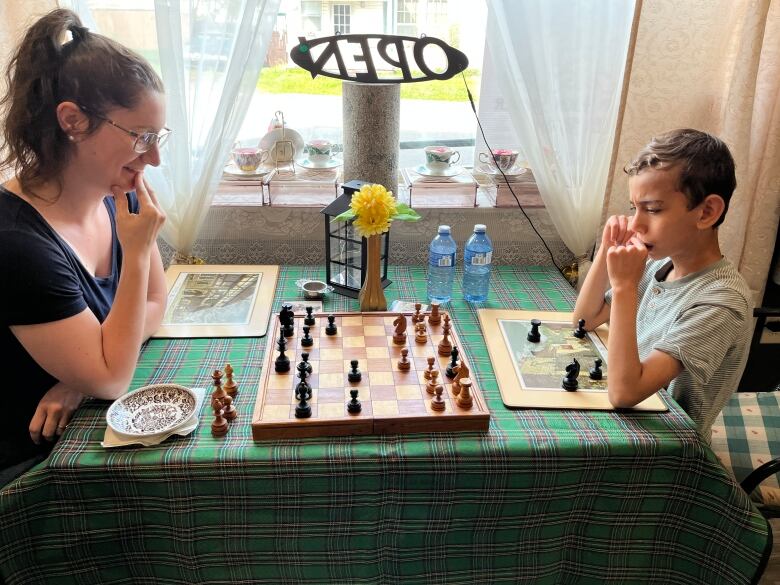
[0,9,168,482]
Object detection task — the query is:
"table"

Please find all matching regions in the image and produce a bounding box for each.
[0,266,770,584]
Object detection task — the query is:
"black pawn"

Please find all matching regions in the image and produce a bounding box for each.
[347,388,362,413]
[300,351,313,374]
[446,346,459,379]
[275,345,290,373]
[325,314,338,336]
[301,325,314,347]
[589,358,603,380]
[348,360,362,383]
[295,390,312,419]
[573,319,586,339]
[527,319,541,343]
[304,306,316,326]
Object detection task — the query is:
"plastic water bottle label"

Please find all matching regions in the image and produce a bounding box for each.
[430,252,454,267]
[470,252,492,266]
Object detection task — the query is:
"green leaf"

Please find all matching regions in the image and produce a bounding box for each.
[332,209,356,222]
[393,213,421,222]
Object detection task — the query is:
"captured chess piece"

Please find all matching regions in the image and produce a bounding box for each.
[304,306,316,326]
[348,359,362,383]
[392,314,408,345]
[347,388,362,414]
[424,356,436,380]
[301,325,314,347]
[562,358,580,391]
[430,384,446,411]
[589,358,603,380]
[527,319,541,343]
[426,369,440,395]
[325,314,338,336]
[415,322,427,344]
[211,369,227,402]
[438,315,452,357]
[428,302,441,325]
[222,394,237,421]
[211,397,229,436]
[455,377,473,409]
[223,363,238,397]
[412,302,424,323]
[398,348,411,371]
[446,346,459,378]
[573,318,587,339]
[275,327,290,373]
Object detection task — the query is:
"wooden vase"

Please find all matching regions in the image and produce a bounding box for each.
[359,234,387,312]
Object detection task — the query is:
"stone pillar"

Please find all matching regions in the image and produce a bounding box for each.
[342,82,400,192]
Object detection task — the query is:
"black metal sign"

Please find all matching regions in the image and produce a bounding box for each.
[290,34,469,84]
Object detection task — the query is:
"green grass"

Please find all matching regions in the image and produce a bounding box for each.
[257,66,480,102]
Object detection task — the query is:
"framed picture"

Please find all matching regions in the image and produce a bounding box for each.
[153,265,280,338]
[478,309,667,411]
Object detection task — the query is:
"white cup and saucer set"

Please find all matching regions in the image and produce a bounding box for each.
[297,139,342,170]
[224,142,274,177]
[414,145,464,178]
[477,149,528,176]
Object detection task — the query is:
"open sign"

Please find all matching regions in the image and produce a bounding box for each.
[290,34,469,84]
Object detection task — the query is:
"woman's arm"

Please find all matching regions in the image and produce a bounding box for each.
[143,243,167,340]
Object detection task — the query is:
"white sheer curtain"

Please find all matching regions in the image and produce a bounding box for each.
[150,0,280,257]
[484,0,635,257]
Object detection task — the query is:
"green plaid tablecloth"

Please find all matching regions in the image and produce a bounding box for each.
[0,266,769,584]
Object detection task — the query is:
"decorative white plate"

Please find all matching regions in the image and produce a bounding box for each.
[224,162,273,177]
[476,164,529,176]
[107,384,197,437]
[414,164,464,178]
[259,128,304,163]
[297,158,342,170]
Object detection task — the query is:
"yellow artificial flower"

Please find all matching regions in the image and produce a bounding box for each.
[333,183,420,238]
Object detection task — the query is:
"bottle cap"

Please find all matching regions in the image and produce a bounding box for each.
[474,224,487,233]
[438,225,451,235]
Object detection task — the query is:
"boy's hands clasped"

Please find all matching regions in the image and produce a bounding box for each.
[111,171,166,256]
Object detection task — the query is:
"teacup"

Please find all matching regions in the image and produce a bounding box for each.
[306,139,333,165]
[479,149,520,172]
[424,146,461,172]
[231,144,269,172]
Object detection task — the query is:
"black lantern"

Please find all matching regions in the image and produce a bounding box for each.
[321,180,391,298]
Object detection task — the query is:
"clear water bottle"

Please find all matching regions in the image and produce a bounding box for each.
[463,224,493,302]
[427,225,457,303]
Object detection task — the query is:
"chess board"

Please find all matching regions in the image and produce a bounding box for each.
[251,311,490,440]
[478,309,667,412]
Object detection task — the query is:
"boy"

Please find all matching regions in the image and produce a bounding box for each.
[575,129,753,439]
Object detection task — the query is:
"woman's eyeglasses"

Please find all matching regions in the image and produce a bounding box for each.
[79,106,171,154]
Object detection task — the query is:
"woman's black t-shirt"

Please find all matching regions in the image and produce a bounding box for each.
[0,187,124,468]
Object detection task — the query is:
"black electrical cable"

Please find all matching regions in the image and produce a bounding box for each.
[461,72,565,276]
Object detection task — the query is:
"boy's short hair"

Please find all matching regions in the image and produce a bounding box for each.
[624,129,736,227]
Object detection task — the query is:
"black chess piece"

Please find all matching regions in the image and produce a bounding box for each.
[347,389,362,413]
[562,358,580,391]
[301,325,314,347]
[589,358,603,380]
[275,344,290,373]
[573,318,586,339]
[325,314,338,336]
[446,346,459,379]
[282,304,295,337]
[295,362,311,400]
[304,306,316,326]
[276,327,287,352]
[348,360,362,383]
[294,388,312,418]
[300,352,313,374]
[527,319,541,343]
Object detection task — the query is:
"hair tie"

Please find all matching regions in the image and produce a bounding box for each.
[68,24,89,44]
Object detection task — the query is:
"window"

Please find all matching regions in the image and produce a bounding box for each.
[333,4,350,35]
[397,0,417,37]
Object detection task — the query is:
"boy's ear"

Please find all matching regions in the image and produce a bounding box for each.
[696,194,726,229]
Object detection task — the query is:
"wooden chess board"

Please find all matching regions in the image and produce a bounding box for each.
[251,311,490,440]
[478,309,667,411]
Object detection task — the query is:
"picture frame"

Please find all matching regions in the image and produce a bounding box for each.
[478,309,667,411]
[152,265,280,338]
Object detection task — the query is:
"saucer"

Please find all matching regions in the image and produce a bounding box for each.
[224,162,272,177]
[259,128,304,163]
[106,384,197,437]
[477,164,529,177]
[414,164,463,178]
[297,158,342,170]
